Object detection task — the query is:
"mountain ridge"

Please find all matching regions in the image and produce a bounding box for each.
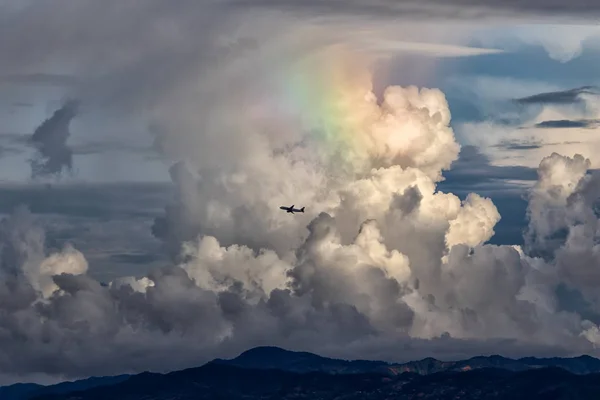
[4,346,600,400]
[0,375,130,400]
[27,363,600,400]
[212,346,600,376]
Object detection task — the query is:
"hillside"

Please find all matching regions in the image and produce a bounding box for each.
[4,347,600,400]
[30,364,600,400]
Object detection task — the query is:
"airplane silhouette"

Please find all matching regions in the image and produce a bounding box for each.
[279,204,305,214]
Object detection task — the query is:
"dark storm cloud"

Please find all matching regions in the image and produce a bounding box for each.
[29,100,78,179]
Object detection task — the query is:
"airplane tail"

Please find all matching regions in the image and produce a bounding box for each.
[300,207,305,213]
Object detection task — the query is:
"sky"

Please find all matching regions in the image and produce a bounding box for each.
[3,0,600,386]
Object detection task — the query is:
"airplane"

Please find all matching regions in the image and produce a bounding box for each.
[279,204,305,214]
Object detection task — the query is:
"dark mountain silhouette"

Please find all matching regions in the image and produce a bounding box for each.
[211,346,392,375]
[0,375,129,400]
[213,346,600,376]
[28,364,600,400]
[4,346,600,400]
[0,383,43,400]
[518,355,600,374]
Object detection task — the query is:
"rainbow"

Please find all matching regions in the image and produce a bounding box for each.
[267,45,378,166]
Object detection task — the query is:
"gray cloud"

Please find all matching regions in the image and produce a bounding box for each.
[0,182,171,283]
[0,161,598,383]
[151,162,203,261]
[227,0,600,20]
[4,74,600,386]
[515,86,600,105]
[492,140,543,150]
[438,146,535,247]
[29,100,78,179]
[0,0,595,184]
[391,186,423,215]
[534,119,600,129]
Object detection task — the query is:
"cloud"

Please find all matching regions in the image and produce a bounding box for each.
[0,182,171,283]
[493,140,543,150]
[471,25,600,63]
[29,100,78,179]
[443,145,538,185]
[0,206,87,298]
[356,40,504,58]
[3,55,600,384]
[0,147,599,383]
[151,69,461,258]
[3,0,594,186]
[5,0,600,386]
[515,86,600,105]
[456,85,600,169]
[227,0,600,20]
[534,119,600,129]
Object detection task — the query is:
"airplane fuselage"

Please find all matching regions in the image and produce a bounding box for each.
[279,205,305,214]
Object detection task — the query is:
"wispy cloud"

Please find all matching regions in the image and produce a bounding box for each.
[492,140,543,150]
[458,85,600,168]
[534,119,600,128]
[515,86,600,105]
[444,145,538,184]
[359,40,504,58]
